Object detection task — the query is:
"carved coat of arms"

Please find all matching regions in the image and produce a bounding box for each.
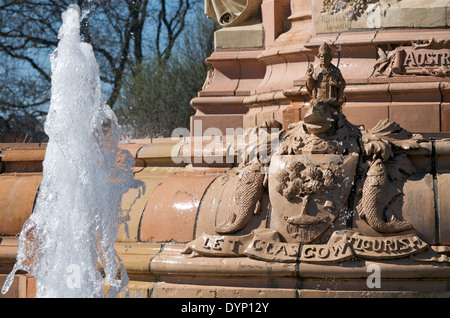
[183,42,448,265]
[269,153,358,244]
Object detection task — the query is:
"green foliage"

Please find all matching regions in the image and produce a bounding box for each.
[117,58,195,138]
[0,112,47,143]
[117,12,216,139]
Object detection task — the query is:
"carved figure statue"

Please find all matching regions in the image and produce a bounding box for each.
[306,42,346,110]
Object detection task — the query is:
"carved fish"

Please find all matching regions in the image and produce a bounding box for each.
[357,159,413,233]
[215,161,266,234]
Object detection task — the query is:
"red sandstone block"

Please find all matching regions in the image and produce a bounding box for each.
[1,148,45,162]
[389,102,440,133]
[0,174,42,235]
[139,170,225,243]
[442,103,450,132]
[343,103,389,130]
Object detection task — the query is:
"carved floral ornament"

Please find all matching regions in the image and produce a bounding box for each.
[183,43,449,265]
[321,0,381,21]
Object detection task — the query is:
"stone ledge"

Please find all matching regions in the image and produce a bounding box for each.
[149,282,297,298]
[0,273,35,298]
[215,23,264,49]
[144,243,450,292]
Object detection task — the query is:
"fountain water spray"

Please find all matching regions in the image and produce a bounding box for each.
[2,4,138,297]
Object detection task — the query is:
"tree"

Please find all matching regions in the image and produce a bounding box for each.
[117,8,217,139]
[0,0,200,142]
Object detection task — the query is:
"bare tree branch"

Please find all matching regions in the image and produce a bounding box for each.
[0,43,51,82]
[0,0,201,141]
[155,0,191,63]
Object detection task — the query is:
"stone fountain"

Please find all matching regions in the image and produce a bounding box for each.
[1,0,450,298]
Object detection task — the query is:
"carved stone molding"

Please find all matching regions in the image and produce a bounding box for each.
[316,0,450,33]
[373,38,450,77]
[205,0,262,27]
[182,229,431,263]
